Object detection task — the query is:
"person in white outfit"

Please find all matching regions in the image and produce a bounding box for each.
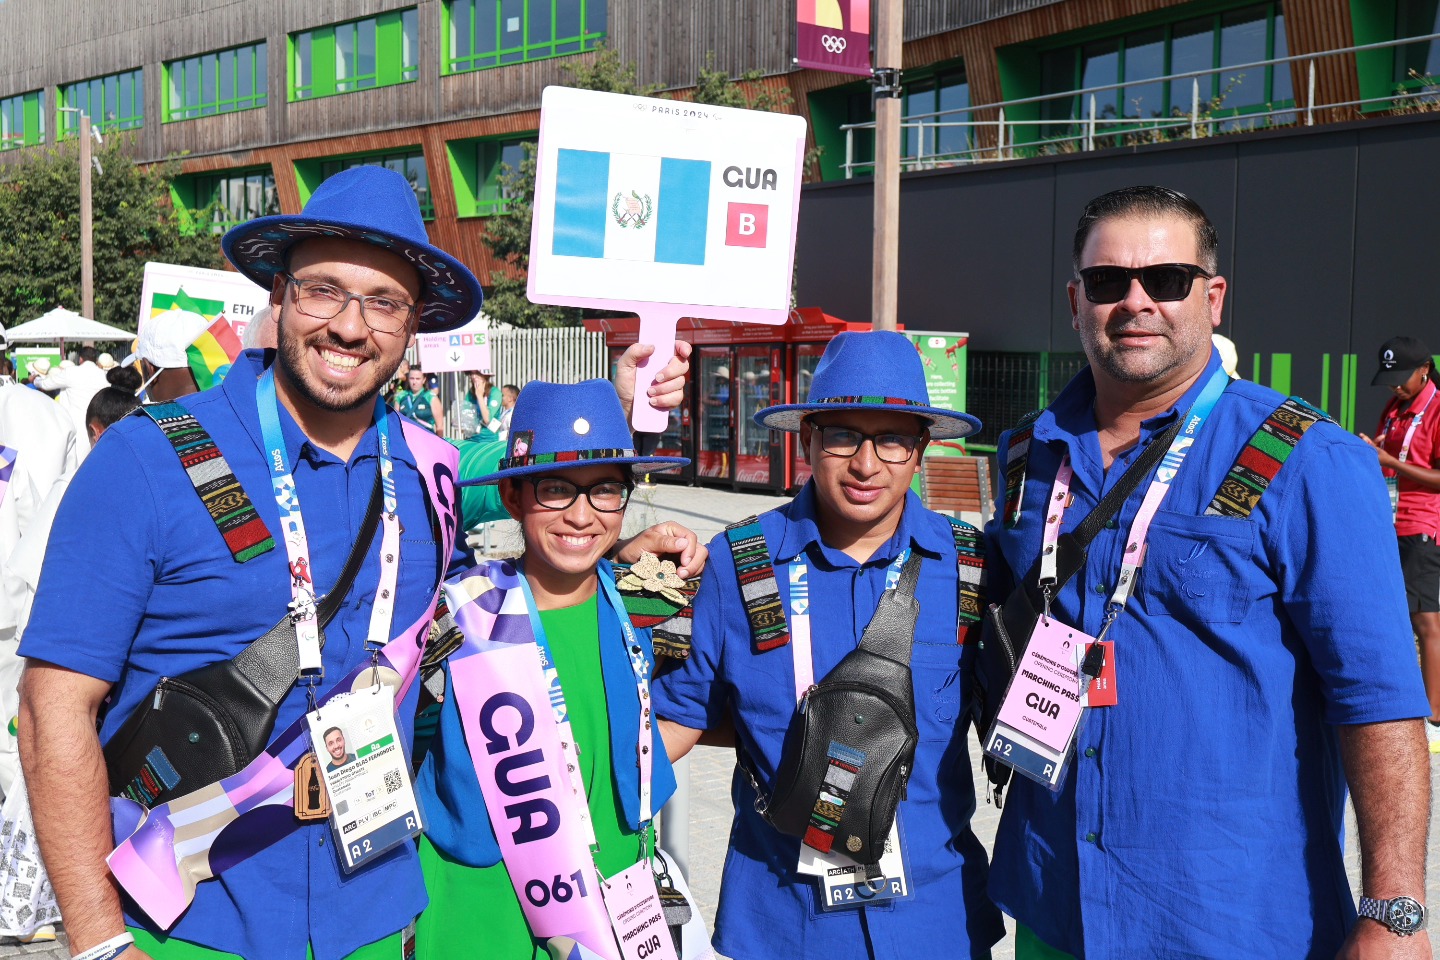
[30,346,109,455]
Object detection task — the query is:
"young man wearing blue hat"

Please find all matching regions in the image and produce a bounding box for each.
[414,379,694,960]
[654,330,1005,960]
[17,167,693,960]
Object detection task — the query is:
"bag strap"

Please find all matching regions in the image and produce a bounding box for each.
[230,467,385,706]
[1205,397,1329,519]
[1001,409,1043,528]
[138,403,275,563]
[724,515,790,652]
[947,518,985,642]
[855,552,924,664]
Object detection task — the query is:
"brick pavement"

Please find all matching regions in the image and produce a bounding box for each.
[11,480,1438,959]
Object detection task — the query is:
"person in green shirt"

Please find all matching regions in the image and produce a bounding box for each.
[415,378,700,959]
[464,370,503,438]
[395,366,444,433]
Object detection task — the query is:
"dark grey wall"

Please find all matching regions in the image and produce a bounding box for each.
[794,112,1440,433]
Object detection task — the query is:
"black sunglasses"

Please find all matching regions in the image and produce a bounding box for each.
[1078,263,1213,304]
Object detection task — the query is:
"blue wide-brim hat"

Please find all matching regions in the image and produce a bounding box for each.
[464,379,689,486]
[222,166,483,333]
[755,330,982,440]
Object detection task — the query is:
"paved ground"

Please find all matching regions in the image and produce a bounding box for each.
[9,481,1439,958]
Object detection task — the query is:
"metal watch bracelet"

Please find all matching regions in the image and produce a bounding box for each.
[1358,895,1427,936]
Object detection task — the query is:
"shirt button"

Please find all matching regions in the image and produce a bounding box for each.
[317,836,325,847]
[1085,832,1098,844]
[1094,583,1107,595]
[1084,747,1097,758]
[1104,518,1118,529]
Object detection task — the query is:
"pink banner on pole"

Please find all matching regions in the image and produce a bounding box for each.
[797,0,872,77]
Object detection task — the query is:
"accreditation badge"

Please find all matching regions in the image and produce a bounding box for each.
[794,816,911,910]
[601,860,680,960]
[304,684,424,873]
[983,618,1089,791]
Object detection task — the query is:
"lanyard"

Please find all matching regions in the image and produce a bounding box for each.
[1382,387,1436,466]
[255,368,401,676]
[515,566,657,838]
[1039,366,1230,640]
[785,548,910,703]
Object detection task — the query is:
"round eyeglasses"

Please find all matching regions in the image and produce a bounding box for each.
[524,476,633,513]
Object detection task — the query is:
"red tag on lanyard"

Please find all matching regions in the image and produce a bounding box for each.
[1085,641,1117,707]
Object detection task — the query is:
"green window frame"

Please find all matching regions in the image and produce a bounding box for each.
[443,0,606,74]
[165,42,268,122]
[177,167,281,235]
[0,90,45,151]
[1031,1,1292,141]
[448,134,534,216]
[59,69,144,136]
[314,150,433,219]
[810,60,970,178]
[291,8,419,101]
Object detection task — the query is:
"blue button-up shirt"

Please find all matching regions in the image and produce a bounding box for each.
[985,351,1430,959]
[654,485,1004,960]
[22,350,440,960]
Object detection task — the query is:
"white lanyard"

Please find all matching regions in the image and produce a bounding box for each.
[515,566,657,833]
[256,368,402,675]
[1382,386,1436,466]
[1039,367,1230,639]
[785,548,910,703]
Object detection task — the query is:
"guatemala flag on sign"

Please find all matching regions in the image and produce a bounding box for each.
[552,148,711,265]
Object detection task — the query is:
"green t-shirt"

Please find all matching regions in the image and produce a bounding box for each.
[416,592,651,960]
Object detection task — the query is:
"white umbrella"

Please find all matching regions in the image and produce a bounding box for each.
[5,306,133,344]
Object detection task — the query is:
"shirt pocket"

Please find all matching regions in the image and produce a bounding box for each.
[1137,510,1257,624]
[911,640,966,742]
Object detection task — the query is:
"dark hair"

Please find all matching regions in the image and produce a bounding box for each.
[502,384,519,395]
[85,386,140,431]
[0,358,12,377]
[1072,185,1219,275]
[107,366,142,393]
[78,345,99,363]
[323,726,343,741]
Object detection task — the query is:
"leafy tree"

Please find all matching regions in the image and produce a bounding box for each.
[0,134,222,334]
[481,49,803,328]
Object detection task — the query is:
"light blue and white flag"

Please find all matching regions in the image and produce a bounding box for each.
[552,149,711,266]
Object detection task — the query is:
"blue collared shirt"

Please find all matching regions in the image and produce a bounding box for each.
[22,350,441,960]
[985,351,1430,959]
[653,485,1004,960]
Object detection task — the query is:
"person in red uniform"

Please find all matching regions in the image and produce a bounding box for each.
[1362,335,1440,754]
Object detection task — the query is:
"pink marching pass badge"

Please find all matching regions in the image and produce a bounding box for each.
[601,860,679,960]
[995,618,1087,755]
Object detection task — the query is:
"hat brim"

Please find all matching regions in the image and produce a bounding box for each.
[461,456,690,487]
[755,403,982,440]
[222,215,483,334]
[1372,367,1419,387]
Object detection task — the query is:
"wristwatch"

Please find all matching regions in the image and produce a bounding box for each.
[1358,896,1427,936]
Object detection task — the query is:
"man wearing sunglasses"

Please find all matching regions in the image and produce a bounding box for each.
[985,185,1432,959]
[654,331,1005,960]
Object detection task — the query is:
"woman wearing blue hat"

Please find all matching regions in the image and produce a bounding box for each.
[414,378,701,960]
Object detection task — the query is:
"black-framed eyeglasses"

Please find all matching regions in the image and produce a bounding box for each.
[523,476,634,513]
[814,425,922,464]
[284,274,417,334]
[1077,263,1212,304]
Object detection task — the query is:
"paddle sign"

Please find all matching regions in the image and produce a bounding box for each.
[528,86,807,431]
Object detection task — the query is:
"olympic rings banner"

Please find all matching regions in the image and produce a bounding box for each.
[796,0,872,77]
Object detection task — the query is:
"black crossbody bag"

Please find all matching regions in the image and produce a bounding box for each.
[104,472,384,808]
[973,419,1182,803]
[752,552,924,866]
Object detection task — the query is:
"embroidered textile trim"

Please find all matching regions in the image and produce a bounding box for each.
[139,403,275,563]
[725,516,789,652]
[948,518,986,642]
[1002,410,1043,529]
[816,395,925,407]
[498,447,636,470]
[1205,397,1329,519]
[803,741,866,854]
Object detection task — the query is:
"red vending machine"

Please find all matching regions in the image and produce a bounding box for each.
[789,339,828,490]
[606,346,695,482]
[695,346,733,482]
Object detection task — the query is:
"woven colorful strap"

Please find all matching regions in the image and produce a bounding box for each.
[138,403,275,563]
[1002,410,1043,528]
[947,517,986,643]
[611,563,702,660]
[725,515,789,652]
[1205,397,1330,519]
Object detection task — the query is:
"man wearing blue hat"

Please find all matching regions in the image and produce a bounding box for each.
[17,167,694,960]
[653,330,1005,959]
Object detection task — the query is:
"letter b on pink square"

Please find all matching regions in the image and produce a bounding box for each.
[725,203,769,248]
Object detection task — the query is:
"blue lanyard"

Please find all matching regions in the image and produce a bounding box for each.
[256,368,397,675]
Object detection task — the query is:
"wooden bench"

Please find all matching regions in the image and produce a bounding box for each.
[921,454,994,528]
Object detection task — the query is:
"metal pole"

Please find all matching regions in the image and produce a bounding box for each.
[662,756,692,880]
[996,107,1005,160]
[1087,94,1097,150]
[1306,60,1316,125]
[871,0,902,332]
[845,126,854,180]
[80,113,94,321]
[1191,78,1200,138]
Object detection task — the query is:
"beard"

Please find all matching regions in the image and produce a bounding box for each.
[1080,295,1215,387]
[275,305,402,413]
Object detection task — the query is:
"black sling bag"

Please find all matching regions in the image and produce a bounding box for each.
[973,418,1182,804]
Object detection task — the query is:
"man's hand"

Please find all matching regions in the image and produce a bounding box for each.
[1336,918,1432,959]
[615,521,708,579]
[614,341,692,419]
[1360,433,1402,471]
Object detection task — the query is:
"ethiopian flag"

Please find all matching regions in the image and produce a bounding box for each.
[187,314,242,390]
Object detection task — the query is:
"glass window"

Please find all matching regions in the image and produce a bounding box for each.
[62,67,145,134]
[293,8,417,100]
[1123,28,1166,118]
[1169,17,1214,112]
[402,8,419,80]
[1397,0,1440,81]
[319,150,433,218]
[457,135,536,215]
[446,0,605,73]
[0,90,44,151]
[1081,39,1121,119]
[183,167,279,233]
[165,43,266,121]
[1219,6,1269,108]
